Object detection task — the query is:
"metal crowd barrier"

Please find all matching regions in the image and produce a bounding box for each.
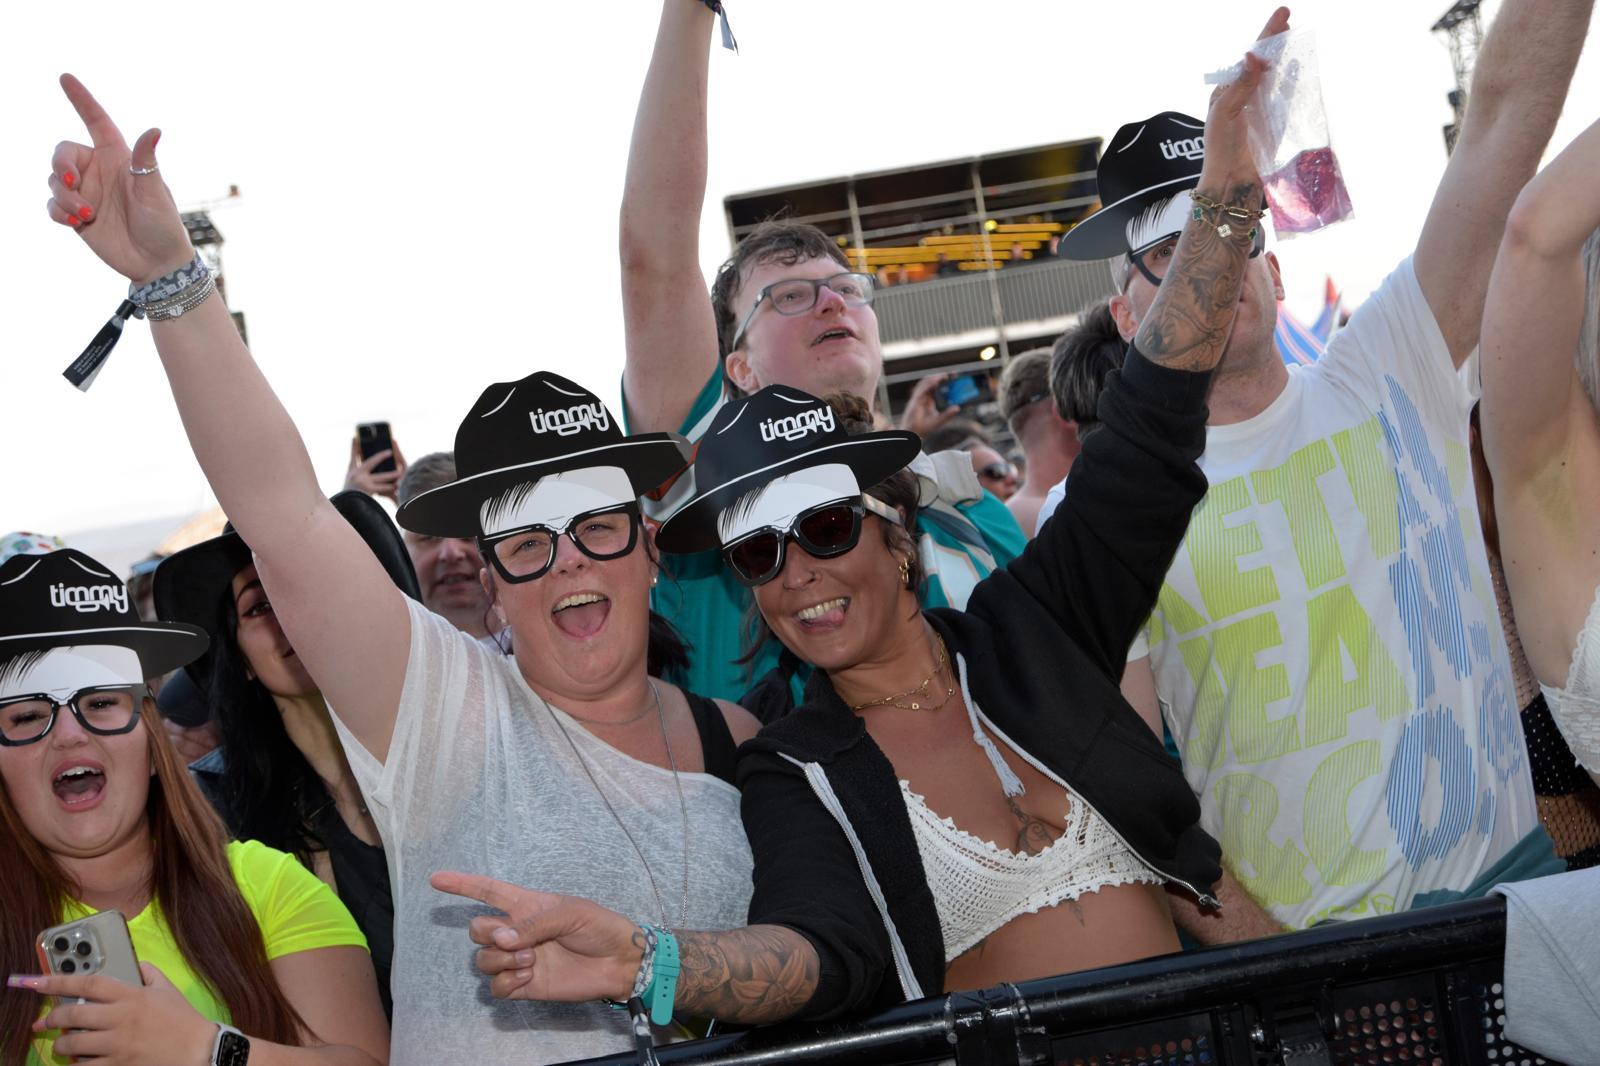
[566,896,1560,1066]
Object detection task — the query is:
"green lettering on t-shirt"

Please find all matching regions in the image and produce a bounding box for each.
[1304,739,1386,886]
[1177,632,1229,771]
[1154,580,1210,637]
[1331,417,1401,561]
[1302,583,1409,747]
[1213,771,1313,906]
[1186,475,1279,622]
[1216,611,1298,764]
[1250,439,1346,591]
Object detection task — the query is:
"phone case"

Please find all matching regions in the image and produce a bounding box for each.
[37,910,143,994]
[357,422,397,474]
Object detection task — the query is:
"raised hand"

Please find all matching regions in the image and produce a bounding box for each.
[1196,7,1290,196]
[344,437,408,501]
[48,74,194,286]
[430,871,644,1003]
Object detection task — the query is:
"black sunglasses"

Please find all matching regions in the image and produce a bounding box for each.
[0,684,146,747]
[477,502,642,584]
[722,495,903,588]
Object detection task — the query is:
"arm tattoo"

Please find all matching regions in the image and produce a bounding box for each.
[673,925,821,1024]
[1133,180,1264,373]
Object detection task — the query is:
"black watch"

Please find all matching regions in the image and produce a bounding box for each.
[211,1024,250,1066]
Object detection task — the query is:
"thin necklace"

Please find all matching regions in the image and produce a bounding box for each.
[545,680,691,929]
[849,631,957,712]
[557,697,657,729]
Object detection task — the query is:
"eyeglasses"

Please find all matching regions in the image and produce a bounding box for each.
[977,461,1016,482]
[1124,228,1265,289]
[478,503,641,584]
[0,685,145,747]
[729,272,875,351]
[723,495,903,588]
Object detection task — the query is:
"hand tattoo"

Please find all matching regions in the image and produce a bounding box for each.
[673,925,820,1024]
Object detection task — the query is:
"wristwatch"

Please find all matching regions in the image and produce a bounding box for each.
[210,1023,250,1066]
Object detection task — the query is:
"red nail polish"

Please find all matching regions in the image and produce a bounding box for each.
[63,172,75,189]
[78,206,93,221]
[67,215,79,228]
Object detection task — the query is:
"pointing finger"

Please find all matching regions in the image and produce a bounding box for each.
[430,870,527,914]
[59,74,127,151]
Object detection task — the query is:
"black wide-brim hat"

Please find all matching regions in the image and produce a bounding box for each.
[1058,111,1207,262]
[153,490,420,688]
[395,372,690,539]
[0,548,208,680]
[655,385,922,554]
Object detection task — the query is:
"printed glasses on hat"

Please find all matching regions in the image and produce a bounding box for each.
[729,272,875,351]
[478,503,642,584]
[0,685,144,746]
[723,495,902,588]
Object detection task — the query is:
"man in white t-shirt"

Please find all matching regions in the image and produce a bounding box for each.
[1044,3,1592,938]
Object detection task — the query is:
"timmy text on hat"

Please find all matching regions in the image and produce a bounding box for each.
[529,402,610,438]
[50,582,129,615]
[760,407,836,444]
[1159,135,1205,162]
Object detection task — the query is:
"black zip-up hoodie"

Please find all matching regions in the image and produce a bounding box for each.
[734,346,1224,1020]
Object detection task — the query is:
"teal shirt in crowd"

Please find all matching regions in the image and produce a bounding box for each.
[625,368,1026,704]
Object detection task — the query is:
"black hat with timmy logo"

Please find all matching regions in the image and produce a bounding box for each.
[395,372,691,539]
[1058,111,1207,261]
[654,385,921,554]
[0,549,208,680]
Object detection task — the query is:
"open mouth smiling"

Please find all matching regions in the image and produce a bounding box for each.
[552,591,611,639]
[52,761,107,808]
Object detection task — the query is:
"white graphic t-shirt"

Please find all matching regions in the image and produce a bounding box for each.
[1143,258,1537,929]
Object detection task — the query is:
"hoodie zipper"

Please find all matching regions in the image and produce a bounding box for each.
[778,754,925,1002]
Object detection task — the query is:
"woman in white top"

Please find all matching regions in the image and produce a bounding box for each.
[1480,111,1600,787]
[44,76,758,1064]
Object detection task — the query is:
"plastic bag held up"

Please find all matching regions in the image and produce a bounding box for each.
[1206,29,1353,238]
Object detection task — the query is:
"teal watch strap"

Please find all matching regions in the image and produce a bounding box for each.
[645,928,680,1027]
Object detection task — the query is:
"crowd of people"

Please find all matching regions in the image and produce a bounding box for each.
[7,1,1600,1064]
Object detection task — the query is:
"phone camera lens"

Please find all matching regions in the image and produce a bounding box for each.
[59,958,76,974]
[75,941,93,957]
[52,936,69,952]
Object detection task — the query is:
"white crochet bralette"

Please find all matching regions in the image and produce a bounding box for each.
[900,653,1161,963]
[1540,582,1600,773]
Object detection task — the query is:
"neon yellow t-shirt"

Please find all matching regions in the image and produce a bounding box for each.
[30,839,366,1066]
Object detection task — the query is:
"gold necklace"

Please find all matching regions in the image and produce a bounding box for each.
[849,633,957,712]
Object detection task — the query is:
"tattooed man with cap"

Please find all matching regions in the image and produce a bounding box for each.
[1042,0,1593,942]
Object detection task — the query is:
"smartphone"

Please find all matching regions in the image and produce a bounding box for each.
[936,374,992,409]
[37,911,143,1003]
[356,421,396,475]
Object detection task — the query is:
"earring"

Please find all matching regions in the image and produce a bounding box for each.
[897,555,911,588]
[650,575,658,588]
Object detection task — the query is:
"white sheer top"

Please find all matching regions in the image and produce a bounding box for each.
[1540,583,1600,773]
[901,653,1162,963]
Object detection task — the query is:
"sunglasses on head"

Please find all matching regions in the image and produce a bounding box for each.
[722,495,904,588]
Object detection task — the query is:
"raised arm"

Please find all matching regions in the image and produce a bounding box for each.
[48,76,408,761]
[1412,0,1595,367]
[1480,115,1600,482]
[619,0,723,432]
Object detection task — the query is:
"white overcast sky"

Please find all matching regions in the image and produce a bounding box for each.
[2,0,1598,550]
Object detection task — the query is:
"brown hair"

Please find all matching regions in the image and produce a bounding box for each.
[0,696,307,1063]
[1050,302,1128,438]
[710,220,849,383]
[737,393,923,663]
[996,348,1054,435]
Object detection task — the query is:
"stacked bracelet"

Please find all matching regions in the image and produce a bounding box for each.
[129,252,217,321]
[1188,190,1265,242]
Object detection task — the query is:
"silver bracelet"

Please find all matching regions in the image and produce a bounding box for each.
[128,252,209,308]
[143,272,217,321]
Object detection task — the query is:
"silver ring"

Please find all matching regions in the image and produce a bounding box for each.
[128,163,159,176]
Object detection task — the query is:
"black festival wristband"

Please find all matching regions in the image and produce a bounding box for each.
[698,0,738,52]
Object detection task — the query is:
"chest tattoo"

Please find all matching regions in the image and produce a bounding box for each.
[1006,794,1062,855]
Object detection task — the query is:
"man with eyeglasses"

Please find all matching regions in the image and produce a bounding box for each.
[616,0,1024,708]
[1050,3,1591,947]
